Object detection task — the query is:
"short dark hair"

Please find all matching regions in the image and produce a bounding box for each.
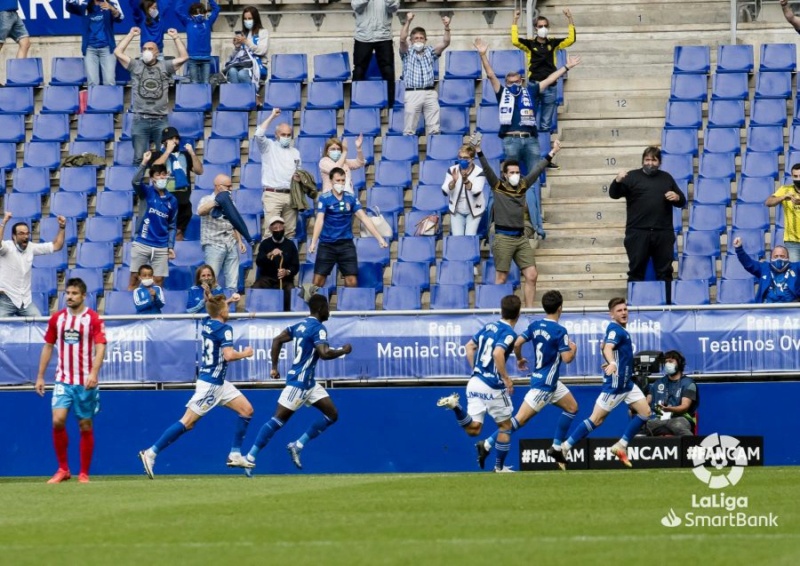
[792,163,800,174]
[309,294,328,315]
[189,2,205,15]
[329,167,346,181]
[149,164,168,177]
[535,16,549,26]
[642,146,661,163]
[11,222,29,236]
[542,290,563,314]
[662,350,686,373]
[502,159,520,174]
[608,297,627,311]
[410,26,427,38]
[501,294,522,320]
[138,264,154,276]
[65,277,87,295]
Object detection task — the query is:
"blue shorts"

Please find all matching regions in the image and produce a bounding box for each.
[0,10,29,43]
[51,383,101,420]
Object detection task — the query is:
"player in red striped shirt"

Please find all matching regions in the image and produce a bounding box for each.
[35,278,107,484]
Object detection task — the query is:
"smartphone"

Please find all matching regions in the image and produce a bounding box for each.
[235,31,244,36]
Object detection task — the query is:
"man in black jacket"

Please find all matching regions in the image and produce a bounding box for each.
[252,217,299,312]
[609,147,686,303]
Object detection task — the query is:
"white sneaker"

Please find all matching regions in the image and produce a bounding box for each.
[227,453,255,469]
[287,442,303,469]
[244,456,256,478]
[138,450,155,480]
[436,393,460,409]
[494,466,515,473]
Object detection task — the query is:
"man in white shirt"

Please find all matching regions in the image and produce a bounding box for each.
[0,211,67,317]
[254,108,301,240]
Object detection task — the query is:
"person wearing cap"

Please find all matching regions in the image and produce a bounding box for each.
[196,174,247,299]
[252,216,299,312]
[150,126,203,241]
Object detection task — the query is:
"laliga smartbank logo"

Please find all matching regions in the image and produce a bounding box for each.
[660,434,778,528]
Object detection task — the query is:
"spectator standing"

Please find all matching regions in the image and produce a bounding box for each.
[766,163,800,262]
[133,264,165,314]
[352,0,399,108]
[0,0,31,58]
[734,238,800,303]
[177,0,219,84]
[128,150,178,289]
[511,8,575,168]
[115,27,189,166]
[238,6,269,80]
[130,0,169,52]
[399,12,451,135]
[645,350,698,437]
[197,174,246,298]
[0,212,66,317]
[318,135,365,195]
[150,126,203,241]
[254,108,301,239]
[609,146,686,304]
[66,0,125,87]
[186,264,226,314]
[442,144,486,236]
[252,217,300,312]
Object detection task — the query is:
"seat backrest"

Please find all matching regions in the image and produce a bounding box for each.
[474,283,514,309]
[245,289,285,313]
[627,281,667,306]
[430,284,469,309]
[51,57,87,86]
[717,44,753,73]
[313,52,351,81]
[397,236,436,265]
[306,80,344,109]
[350,80,388,108]
[382,285,421,310]
[344,107,381,136]
[270,53,308,82]
[671,279,711,305]
[218,83,257,111]
[336,287,377,311]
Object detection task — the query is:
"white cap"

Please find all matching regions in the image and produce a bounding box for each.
[268,216,285,227]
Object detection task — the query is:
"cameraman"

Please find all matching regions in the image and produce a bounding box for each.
[644,350,698,437]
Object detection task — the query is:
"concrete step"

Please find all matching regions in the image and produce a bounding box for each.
[543,201,628,225]
[549,145,654,170]
[565,92,668,115]
[558,124,664,147]
[535,245,627,257]
[536,256,629,275]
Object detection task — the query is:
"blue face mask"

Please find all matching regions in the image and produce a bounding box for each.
[192,14,206,23]
[328,150,342,161]
[507,84,522,96]
[771,258,789,272]
[458,159,471,170]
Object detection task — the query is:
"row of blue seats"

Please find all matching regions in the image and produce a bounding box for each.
[660,149,788,183]
[662,125,800,156]
[628,279,756,306]
[670,71,799,102]
[673,43,793,74]
[665,99,800,130]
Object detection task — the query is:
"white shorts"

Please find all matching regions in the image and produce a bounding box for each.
[277,383,330,411]
[186,380,242,416]
[523,381,571,413]
[465,377,513,424]
[594,384,646,413]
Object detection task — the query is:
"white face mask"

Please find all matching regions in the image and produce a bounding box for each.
[664,362,678,375]
[412,42,425,52]
[333,183,345,194]
[148,7,158,18]
[154,178,168,190]
[141,50,155,64]
[279,136,292,148]
[537,27,549,39]
[140,278,154,287]
[244,19,254,30]
[507,173,521,187]
[328,150,342,161]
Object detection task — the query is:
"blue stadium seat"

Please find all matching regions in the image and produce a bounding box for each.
[673,45,710,74]
[95,191,133,219]
[388,108,423,136]
[439,79,476,107]
[682,230,721,257]
[0,115,25,143]
[301,160,322,187]
[59,167,98,194]
[76,113,115,141]
[442,235,481,264]
[392,79,406,109]
[103,165,137,192]
[270,53,308,82]
[439,107,470,135]
[305,80,344,109]
[351,80,388,108]
[30,292,49,315]
[418,159,452,186]
[728,228,766,258]
[721,254,756,280]
[355,237,391,267]
[174,84,212,112]
[50,191,88,220]
[238,164,262,192]
[344,134,374,165]
[23,142,61,170]
[313,52,351,81]
[67,268,105,297]
[86,85,124,113]
[382,285,421,310]
[436,260,474,290]
[32,114,71,142]
[732,202,770,231]
[374,161,412,188]
[444,50,482,79]
[381,135,420,164]
[366,186,405,215]
[41,85,80,114]
[299,263,337,295]
[162,266,194,291]
[218,83,257,111]
[203,137,241,167]
[32,267,59,298]
[168,111,205,142]
[50,57,87,86]
[0,86,33,114]
[488,50,525,78]
[669,73,707,101]
[716,44,754,73]
[688,203,726,233]
[749,99,787,127]
[710,72,749,101]
[210,111,250,140]
[112,140,134,166]
[6,58,43,86]
[754,71,792,99]
[707,100,746,128]
[405,210,442,239]
[698,152,736,180]
[70,140,106,159]
[737,176,775,204]
[159,290,189,313]
[115,60,131,86]
[671,279,711,305]
[716,278,756,304]
[674,204,685,234]
[76,242,115,270]
[170,241,206,269]
[410,184,447,214]
[32,247,67,271]
[703,127,741,154]
[0,142,16,171]
[40,216,78,247]
[84,216,123,245]
[659,152,694,182]
[234,187,263,215]
[773,227,784,247]
[692,177,731,205]
[480,81,499,106]
[426,134,465,161]
[12,167,50,195]
[430,284,469,309]
[337,286,377,310]
[627,281,667,306]
[344,108,381,137]
[664,101,702,129]
[194,165,233,191]
[759,43,796,72]
[474,283,514,309]
[662,129,698,156]
[678,255,716,284]
[255,110,294,137]
[790,125,800,151]
[118,112,134,141]
[741,150,779,179]
[103,291,138,315]
[397,236,436,265]
[245,288,285,313]
[300,109,338,137]
[390,261,430,291]
[58,292,97,312]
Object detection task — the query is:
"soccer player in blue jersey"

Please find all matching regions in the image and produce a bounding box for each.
[477,290,578,470]
[244,294,351,473]
[560,297,652,467]
[138,295,255,478]
[437,294,521,472]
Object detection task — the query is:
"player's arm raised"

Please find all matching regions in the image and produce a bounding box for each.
[493,346,514,395]
[316,343,352,360]
[269,329,292,379]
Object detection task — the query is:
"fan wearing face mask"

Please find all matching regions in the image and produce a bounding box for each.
[176,0,220,84]
[133,264,165,314]
[734,237,800,303]
[609,146,686,304]
[398,12,451,135]
[644,350,698,437]
[252,217,300,312]
[318,135,365,195]
[66,0,125,87]
[765,163,800,262]
[130,0,170,53]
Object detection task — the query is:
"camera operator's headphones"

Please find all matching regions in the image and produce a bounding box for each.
[661,350,686,373]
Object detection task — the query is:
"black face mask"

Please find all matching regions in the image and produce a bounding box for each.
[272,231,285,242]
[793,180,800,190]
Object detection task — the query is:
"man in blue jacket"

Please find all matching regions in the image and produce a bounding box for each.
[734,237,800,302]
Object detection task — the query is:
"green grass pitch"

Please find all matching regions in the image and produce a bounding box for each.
[0,468,797,566]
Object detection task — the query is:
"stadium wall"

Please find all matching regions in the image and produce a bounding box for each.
[0,382,796,477]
